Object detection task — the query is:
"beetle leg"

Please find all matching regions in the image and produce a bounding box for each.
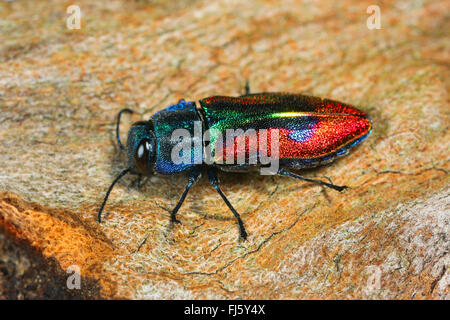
[170,167,202,224]
[278,168,348,192]
[244,80,250,95]
[207,168,248,240]
[136,174,144,189]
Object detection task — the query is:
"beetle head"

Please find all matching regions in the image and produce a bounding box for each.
[126,121,156,176]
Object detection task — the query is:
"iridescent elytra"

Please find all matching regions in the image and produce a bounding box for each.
[97,84,372,240]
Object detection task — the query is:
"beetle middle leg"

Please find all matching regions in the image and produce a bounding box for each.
[170,166,202,224]
[207,168,248,240]
[278,168,348,192]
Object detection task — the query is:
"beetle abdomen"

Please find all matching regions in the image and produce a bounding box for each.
[199,93,371,169]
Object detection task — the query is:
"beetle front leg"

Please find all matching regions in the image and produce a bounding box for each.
[278,168,348,192]
[207,168,248,240]
[170,167,202,224]
[244,80,250,95]
[136,174,142,189]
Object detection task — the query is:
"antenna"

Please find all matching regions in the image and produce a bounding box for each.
[116,108,134,151]
[97,168,131,223]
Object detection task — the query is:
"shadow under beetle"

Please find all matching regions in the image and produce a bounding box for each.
[97,84,372,240]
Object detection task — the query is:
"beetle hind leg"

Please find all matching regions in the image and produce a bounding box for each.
[278,168,348,192]
[207,168,248,240]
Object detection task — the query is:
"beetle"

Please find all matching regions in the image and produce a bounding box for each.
[97,84,372,240]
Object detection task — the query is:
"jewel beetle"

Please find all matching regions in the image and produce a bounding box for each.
[97,84,372,240]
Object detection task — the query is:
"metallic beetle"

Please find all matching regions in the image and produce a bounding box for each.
[97,85,372,240]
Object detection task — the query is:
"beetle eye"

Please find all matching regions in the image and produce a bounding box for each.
[134,139,150,174]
